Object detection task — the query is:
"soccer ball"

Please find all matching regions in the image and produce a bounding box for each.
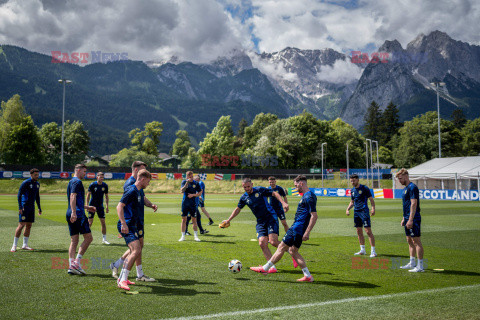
[228,259,242,273]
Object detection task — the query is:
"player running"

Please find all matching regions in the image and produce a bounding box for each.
[345,174,376,257]
[220,178,289,273]
[267,176,289,233]
[116,169,152,290]
[11,168,42,252]
[396,168,425,273]
[86,172,110,244]
[110,161,158,282]
[251,175,317,282]
[66,164,96,276]
[179,171,202,242]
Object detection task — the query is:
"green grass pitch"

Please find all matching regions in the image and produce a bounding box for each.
[1,193,479,319]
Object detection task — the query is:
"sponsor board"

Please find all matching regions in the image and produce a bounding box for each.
[41,172,51,178]
[104,172,113,179]
[86,172,96,179]
[3,171,13,178]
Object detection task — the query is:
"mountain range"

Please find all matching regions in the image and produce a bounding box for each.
[0,30,478,155]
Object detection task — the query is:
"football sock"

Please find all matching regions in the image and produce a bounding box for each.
[69,258,75,267]
[113,258,124,269]
[136,265,144,277]
[371,246,376,253]
[102,234,107,241]
[121,269,130,282]
[263,261,274,271]
[360,245,366,251]
[13,237,19,247]
[23,237,29,246]
[302,267,311,277]
[418,259,424,269]
[410,256,416,265]
[194,231,198,237]
[181,232,186,236]
[75,254,83,265]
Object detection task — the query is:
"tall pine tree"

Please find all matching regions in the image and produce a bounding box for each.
[363,101,382,141]
[379,101,401,146]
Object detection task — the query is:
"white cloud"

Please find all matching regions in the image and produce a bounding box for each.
[248,52,299,82]
[244,0,480,54]
[0,0,246,63]
[316,59,363,84]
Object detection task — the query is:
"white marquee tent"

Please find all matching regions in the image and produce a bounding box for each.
[394,156,480,190]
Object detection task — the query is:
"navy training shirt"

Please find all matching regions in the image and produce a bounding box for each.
[18,178,41,211]
[66,177,85,218]
[268,185,286,214]
[237,187,276,222]
[351,184,372,212]
[119,185,142,226]
[291,190,317,233]
[402,182,421,220]
[181,179,202,208]
[88,181,108,208]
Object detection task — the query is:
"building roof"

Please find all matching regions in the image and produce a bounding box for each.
[408,156,480,179]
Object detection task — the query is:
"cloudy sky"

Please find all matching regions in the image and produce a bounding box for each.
[0,0,479,63]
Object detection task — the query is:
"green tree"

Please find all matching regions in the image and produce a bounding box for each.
[462,118,480,156]
[182,147,202,169]
[451,108,467,128]
[198,116,236,166]
[330,118,366,168]
[378,146,394,164]
[39,121,89,166]
[109,148,159,168]
[392,111,463,167]
[379,101,401,147]
[237,118,248,137]
[3,116,44,164]
[129,121,163,155]
[0,94,27,154]
[171,130,191,158]
[363,101,382,141]
[243,113,278,150]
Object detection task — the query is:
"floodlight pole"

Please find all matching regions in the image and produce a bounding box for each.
[366,139,371,187]
[321,142,327,187]
[365,141,369,187]
[58,79,72,172]
[431,81,445,158]
[373,140,380,187]
[369,139,374,188]
[346,143,349,180]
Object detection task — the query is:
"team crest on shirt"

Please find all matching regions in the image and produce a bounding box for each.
[21,216,25,220]
[139,230,143,236]
[255,193,259,198]
[30,184,33,188]
[94,187,97,192]
[359,190,362,194]
[102,188,105,191]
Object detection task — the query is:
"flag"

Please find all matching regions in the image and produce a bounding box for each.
[373,189,384,198]
[289,188,300,196]
[174,173,183,180]
[151,173,158,179]
[214,174,223,180]
[222,174,232,181]
[199,173,207,180]
[166,173,174,180]
[158,173,167,180]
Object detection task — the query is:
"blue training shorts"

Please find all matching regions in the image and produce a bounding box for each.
[117,221,139,245]
[256,216,279,238]
[282,227,304,248]
[67,214,91,236]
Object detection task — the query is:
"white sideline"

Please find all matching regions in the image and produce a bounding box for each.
[160,284,480,320]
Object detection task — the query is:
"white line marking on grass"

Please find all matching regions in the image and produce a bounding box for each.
[160,284,480,320]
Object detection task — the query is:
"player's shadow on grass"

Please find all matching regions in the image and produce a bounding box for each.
[435,270,480,276]
[155,278,217,286]
[196,240,237,244]
[34,249,69,253]
[301,243,320,247]
[261,278,379,288]
[378,254,409,258]
[142,284,221,296]
[279,270,334,276]
[202,234,235,238]
[91,243,125,247]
